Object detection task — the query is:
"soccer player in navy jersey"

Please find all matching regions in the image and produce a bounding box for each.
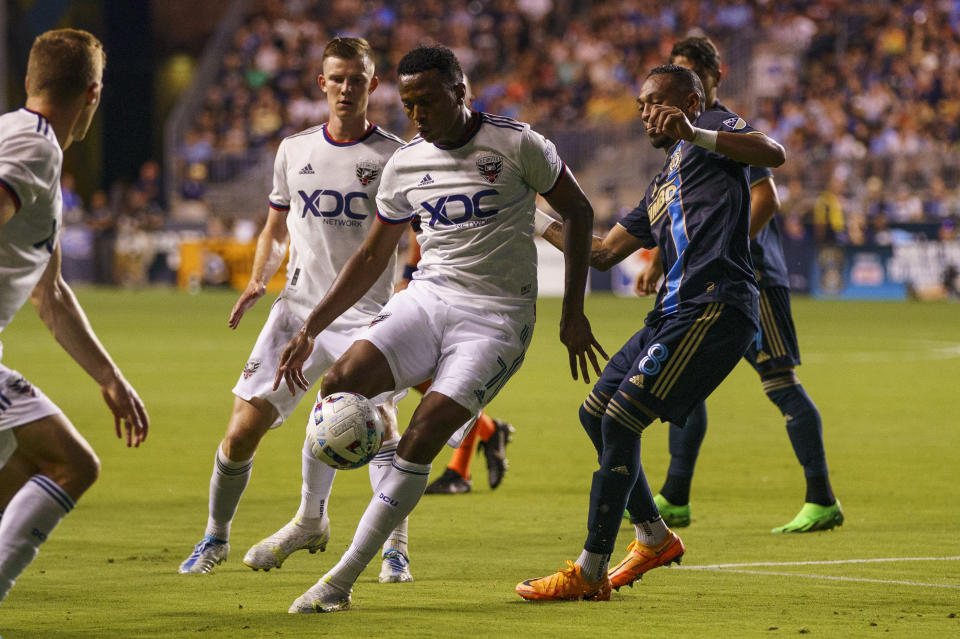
[518,64,785,600]
[633,37,842,534]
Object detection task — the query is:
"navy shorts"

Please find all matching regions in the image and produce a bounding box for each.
[743,286,801,375]
[589,302,756,427]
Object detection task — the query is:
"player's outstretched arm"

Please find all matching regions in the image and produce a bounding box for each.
[645,104,786,167]
[228,208,289,329]
[29,243,149,447]
[273,219,407,394]
[541,171,608,383]
[537,211,647,272]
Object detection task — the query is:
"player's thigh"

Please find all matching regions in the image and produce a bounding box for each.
[744,286,801,375]
[584,325,656,414]
[11,413,100,500]
[344,284,442,393]
[618,303,756,425]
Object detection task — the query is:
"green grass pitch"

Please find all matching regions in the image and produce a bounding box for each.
[1,288,958,638]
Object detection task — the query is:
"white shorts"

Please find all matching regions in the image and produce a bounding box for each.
[0,364,64,466]
[361,280,535,446]
[233,298,401,428]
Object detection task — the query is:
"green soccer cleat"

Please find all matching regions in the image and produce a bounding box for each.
[653,493,691,528]
[772,501,844,533]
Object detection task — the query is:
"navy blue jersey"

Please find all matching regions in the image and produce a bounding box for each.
[619,108,759,328]
[714,101,790,289]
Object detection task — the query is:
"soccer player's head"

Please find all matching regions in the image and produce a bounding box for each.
[26,28,105,141]
[396,45,467,143]
[319,37,378,120]
[670,36,721,104]
[637,64,704,149]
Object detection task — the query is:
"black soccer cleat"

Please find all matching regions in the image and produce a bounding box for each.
[478,419,515,490]
[424,468,472,494]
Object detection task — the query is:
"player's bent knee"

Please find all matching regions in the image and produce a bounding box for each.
[321,341,394,398]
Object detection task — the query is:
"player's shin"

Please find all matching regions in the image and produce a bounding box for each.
[660,401,708,506]
[297,435,337,527]
[0,475,74,603]
[206,444,254,540]
[323,455,429,593]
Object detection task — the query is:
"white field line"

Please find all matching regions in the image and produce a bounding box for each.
[677,556,960,589]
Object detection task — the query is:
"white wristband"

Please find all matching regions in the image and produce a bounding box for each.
[691,127,718,151]
[534,209,556,237]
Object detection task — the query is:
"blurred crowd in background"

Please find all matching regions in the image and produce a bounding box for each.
[60,0,960,287]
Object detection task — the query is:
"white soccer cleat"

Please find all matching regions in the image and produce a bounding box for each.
[288,579,352,613]
[178,535,230,574]
[378,549,413,583]
[242,518,330,571]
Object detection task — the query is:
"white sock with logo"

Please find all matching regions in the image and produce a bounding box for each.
[204,444,254,541]
[575,549,610,583]
[295,435,337,531]
[368,438,409,556]
[635,515,668,547]
[323,455,429,592]
[0,475,75,603]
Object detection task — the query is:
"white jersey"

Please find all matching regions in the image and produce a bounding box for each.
[0,108,62,333]
[376,112,565,311]
[268,123,404,326]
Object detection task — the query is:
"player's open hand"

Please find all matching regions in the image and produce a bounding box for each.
[273,329,314,395]
[643,104,695,142]
[228,281,266,329]
[101,376,149,447]
[559,311,608,384]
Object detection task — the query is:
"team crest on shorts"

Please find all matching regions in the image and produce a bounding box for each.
[356,159,381,186]
[242,359,261,379]
[369,312,391,327]
[8,376,36,397]
[476,154,504,183]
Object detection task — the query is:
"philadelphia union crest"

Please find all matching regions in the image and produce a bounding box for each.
[477,154,503,183]
[356,159,381,186]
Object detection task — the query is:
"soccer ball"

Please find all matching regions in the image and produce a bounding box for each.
[307,392,384,469]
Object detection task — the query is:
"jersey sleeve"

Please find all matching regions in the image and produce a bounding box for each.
[0,129,59,211]
[617,201,656,249]
[518,127,565,195]
[695,109,759,136]
[267,140,290,211]
[748,165,773,186]
[375,154,415,225]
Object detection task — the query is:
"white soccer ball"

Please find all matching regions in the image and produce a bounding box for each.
[307,392,384,469]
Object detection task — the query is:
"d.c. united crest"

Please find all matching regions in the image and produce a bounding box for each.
[242,359,261,379]
[356,159,381,186]
[476,154,503,183]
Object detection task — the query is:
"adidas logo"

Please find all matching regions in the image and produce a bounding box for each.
[418,173,434,186]
[629,374,645,388]
[611,465,631,475]
[299,164,315,175]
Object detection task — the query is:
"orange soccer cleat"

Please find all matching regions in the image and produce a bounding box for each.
[608,530,685,590]
[516,561,612,601]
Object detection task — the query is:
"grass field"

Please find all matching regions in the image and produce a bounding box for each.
[1,288,958,638]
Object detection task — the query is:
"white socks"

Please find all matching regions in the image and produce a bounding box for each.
[635,515,669,547]
[575,549,610,583]
[295,435,337,530]
[323,455,430,592]
[205,444,253,541]
[368,438,409,557]
[0,475,75,603]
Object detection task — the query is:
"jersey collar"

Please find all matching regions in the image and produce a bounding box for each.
[433,110,481,150]
[322,123,377,146]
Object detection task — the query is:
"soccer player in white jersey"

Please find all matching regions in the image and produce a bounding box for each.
[0,29,149,605]
[178,38,414,583]
[273,45,606,614]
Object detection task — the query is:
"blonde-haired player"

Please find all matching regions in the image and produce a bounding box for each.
[0,28,149,605]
